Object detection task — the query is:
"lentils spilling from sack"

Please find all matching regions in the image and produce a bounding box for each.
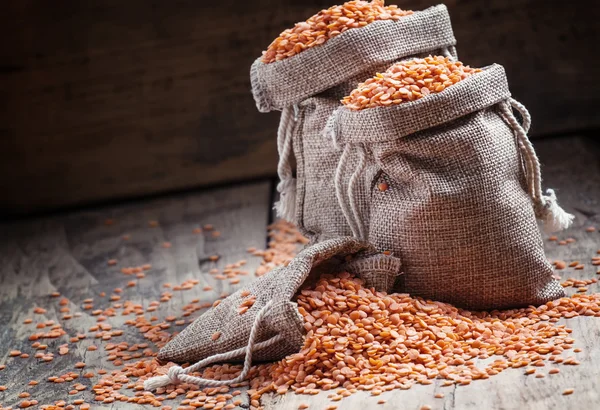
[261,0,412,63]
[269,273,600,394]
[341,56,481,110]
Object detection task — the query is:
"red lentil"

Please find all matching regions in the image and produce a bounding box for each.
[554,260,567,270]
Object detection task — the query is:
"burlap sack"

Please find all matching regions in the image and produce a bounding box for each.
[145,237,386,390]
[325,64,573,310]
[250,4,457,243]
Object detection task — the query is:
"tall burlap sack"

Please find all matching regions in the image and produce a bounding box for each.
[145,237,396,390]
[251,4,457,243]
[325,64,573,310]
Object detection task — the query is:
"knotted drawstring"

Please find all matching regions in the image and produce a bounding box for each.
[499,98,574,233]
[274,106,299,222]
[144,300,282,391]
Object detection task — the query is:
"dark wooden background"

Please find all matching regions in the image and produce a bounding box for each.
[1,0,598,216]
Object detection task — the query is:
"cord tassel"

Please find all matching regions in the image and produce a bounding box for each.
[537,189,575,234]
[275,178,297,222]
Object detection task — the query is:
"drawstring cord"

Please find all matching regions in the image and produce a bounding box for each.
[501,98,543,203]
[334,144,361,238]
[144,301,281,391]
[499,98,574,233]
[347,145,367,240]
[274,106,298,222]
[328,113,368,240]
[510,99,537,201]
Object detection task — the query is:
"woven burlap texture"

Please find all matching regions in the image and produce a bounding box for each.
[250,5,457,243]
[157,237,375,365]
[327,64,565,310]
[344,253,402,293]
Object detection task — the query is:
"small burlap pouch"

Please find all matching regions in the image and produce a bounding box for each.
[145,237,397,390]
[250,4,457,243]
[325,64,573,310]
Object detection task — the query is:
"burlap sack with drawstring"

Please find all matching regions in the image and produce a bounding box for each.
[251,4,457,243]
[326,64,571,310]
[156,237,381,369]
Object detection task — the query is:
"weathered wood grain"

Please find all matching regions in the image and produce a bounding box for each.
[0,181,272,408]
[1,0,597,215]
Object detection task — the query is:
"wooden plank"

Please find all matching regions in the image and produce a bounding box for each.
[262,135,600,410]
[1,0,597,215]
[0,181,272,409]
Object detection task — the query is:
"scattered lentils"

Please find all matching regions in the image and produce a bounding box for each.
[0,221,598,409]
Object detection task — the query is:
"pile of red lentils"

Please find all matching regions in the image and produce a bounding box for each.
[261,0,413,64]
[0,220,598,410]
[270,273,599,394]
[341,56,481,110]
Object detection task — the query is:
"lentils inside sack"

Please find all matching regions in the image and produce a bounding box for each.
[261,0,413,63]
[341,56,481,110]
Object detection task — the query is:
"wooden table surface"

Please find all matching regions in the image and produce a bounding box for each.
[0,135,598,410]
